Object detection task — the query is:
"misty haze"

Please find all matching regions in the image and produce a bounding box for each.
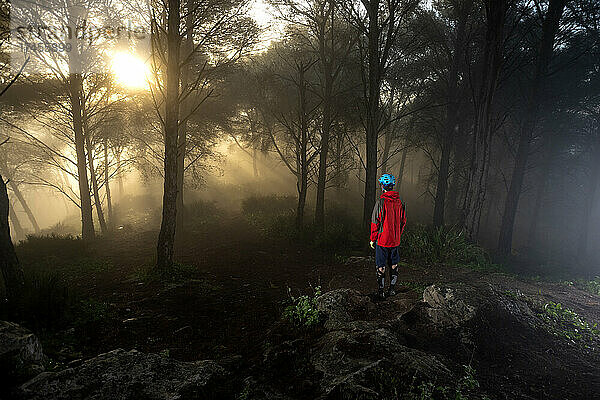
[1,0,599,399]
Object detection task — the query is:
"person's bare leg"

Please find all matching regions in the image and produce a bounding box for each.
[389,264,398,296]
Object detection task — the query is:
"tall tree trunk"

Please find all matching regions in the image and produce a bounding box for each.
[0,174,24,304]
[104,139,113,229]
[526,135,556,247]
[433,2,470,227]
[116,151,124,200]
[176,0,194,233]
[69,73,95,240]
[577,140,600,258]
[396,144,408,193]
[462,0,507,239]
[10,183,39,233]
[156,0,181,271]
[357,160,363,194]
[446,126,468,224]
[252,147,259,177]
[296,170,307,230]
[296,64,309,230]
[85,130,107,234]
[8,200,24,239]
[433,133,453,227]
[0,159,40,233]
[380,120,393,174]
[527,171,546,247]
[362,0,382,233]
[176,116,187,232]
[315,69,332,229]
[333,129,345,191]
[381,88,395,174]
[497,0,567,256]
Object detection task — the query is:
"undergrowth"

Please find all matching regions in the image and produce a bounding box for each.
[400,225,498,270]
[583,277,600,295]
[243,195,360,252]
[539,301,599,343]
[375,364,485,399]
[561,277,600,296]
[283,286,322,328]
[183,200,223,227]
[134,262,198,283]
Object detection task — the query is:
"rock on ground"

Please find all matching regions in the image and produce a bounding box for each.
[0,320,46,385]
[315,289,375,331]
[18,349,228,400]
[5,279,600,400]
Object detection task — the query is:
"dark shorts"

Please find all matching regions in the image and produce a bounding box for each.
[375,245,399,268]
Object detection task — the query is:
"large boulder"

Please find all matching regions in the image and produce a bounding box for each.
[420,283,539,342]
[416,283,600,399]
[422,284,477,328]
[311,326,453,399]
[263,289,456,399]
[316,289,375,331]
[18,349,228,400]
[0,320,46,385]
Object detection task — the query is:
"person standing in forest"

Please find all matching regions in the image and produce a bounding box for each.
[370,174,407,300]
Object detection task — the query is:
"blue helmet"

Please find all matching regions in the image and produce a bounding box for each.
[378,173,395,185]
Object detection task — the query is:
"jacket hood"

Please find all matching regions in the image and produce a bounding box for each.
[381,191,400,200]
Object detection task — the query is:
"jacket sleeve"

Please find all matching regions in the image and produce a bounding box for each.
[399,202,407,237]
[370,198,383,242]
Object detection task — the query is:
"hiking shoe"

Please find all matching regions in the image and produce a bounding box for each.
[388,288,396,297]
[378,290,386,300]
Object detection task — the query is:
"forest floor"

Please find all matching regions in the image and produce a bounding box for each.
[10,205,600,398]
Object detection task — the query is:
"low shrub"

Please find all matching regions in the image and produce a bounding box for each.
[241,195,296,216]
[184,200,223,226]
[16,234,89,262]
[283,286,322,328]
[562,277,600,296]
[400,225,491,267]
[582,277,600,296]
[39,222,78,236]
[313,207,361,250]
[261,211,302,242]
[245,201,361,252]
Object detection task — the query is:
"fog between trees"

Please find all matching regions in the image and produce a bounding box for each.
[1,0,600,277]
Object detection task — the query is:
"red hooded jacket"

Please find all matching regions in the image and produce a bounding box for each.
[370,191,406,247]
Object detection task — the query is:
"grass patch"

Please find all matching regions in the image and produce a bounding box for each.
[538,301,599,343]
